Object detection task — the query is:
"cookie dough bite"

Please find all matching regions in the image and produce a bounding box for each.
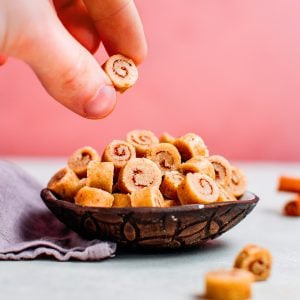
[205,269,253,300]
[75,186,114,207]
[126,129,159,157]
[159,132,175,144]
[102,54,138,92]
[179,156,215,179]
[160,170,184,200]
[118,158,162,193]
[229,167,247,197]
[174,133,209,161]
[146,143,181,175]
[47,167,80,201]
[177,173,219,205]
[112,193,131,208]
[234,244,272,281]
[217,184,237,202]
[102,140,136,172]
[208,155,232,187]
[131,187,164,207]
[86,161,114,193]
[68,146,99,178]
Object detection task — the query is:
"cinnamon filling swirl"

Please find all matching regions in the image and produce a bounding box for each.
[118,158,162,193]
[208,155,232,186]
[177,173,219,205]
[146,143,181,175]
[102,54,138,92]
[126,130,159,157]
[102,140,136,170]
[67,146,99,178]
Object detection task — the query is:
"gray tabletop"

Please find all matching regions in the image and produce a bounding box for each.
[1,159,300,300]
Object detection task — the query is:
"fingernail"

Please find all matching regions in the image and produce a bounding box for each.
[84,85,117,119]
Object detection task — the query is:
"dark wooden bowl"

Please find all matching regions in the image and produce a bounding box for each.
[41,189,259,250]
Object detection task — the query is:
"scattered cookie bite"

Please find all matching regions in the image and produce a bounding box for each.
[102,54,138,92]
[46,130,248,208]
[234,244,272,281]
[205,269,254,300]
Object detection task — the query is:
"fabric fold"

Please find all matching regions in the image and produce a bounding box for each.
[0,160,116,261]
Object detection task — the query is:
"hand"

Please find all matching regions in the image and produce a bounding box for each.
[0,0,147,119]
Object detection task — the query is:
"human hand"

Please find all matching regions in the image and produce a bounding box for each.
[0,0,147,119]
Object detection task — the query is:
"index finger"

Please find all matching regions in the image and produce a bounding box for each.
[83,0,147,64]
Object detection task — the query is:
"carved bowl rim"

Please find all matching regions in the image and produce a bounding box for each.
[41,188,259,213]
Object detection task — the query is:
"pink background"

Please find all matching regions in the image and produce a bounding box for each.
[0,0,300,160]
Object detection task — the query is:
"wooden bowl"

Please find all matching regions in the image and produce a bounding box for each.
[41,189,259,250]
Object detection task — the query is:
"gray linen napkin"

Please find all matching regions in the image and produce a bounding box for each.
[0,160,116,261]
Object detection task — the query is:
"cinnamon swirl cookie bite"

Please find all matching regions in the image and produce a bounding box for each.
[146,143,181,175]
[112,193,131,208]
[131,187,164,207]
[234,244,272,281]
[75,186,114,208]
[178,156,215,179]
[102,140,136,171]
[47,167,81,201]
[205,269,254,300]
[160,170,184,200]
[102,54,138,92]
[217,184,237,202]
[46,130,249,207]
[86,161,114,193]
[177,173,220,205]
[117,158,162,193]
[208,155,232,187]
[126,129,159,157]
[228,166,247,197]
[174,133,209,161]
[68,146,99,178]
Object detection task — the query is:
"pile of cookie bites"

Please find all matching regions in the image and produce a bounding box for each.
[47,130,247,208]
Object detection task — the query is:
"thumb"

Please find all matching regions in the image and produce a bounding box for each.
[15,2,116,119]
